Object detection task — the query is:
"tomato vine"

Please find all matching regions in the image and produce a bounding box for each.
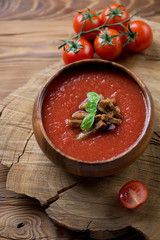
[58,7,140,51]
[58,2,153,64]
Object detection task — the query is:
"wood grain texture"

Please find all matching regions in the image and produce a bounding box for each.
[0,0,159,21]
[0,1,160,239]
[0,18,159,239]
[0,164,73,239]
[0,164,92,240]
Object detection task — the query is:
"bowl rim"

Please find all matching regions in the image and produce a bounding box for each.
[33,59,153,165]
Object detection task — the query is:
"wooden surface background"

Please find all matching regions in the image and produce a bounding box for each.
[0,0,160,239]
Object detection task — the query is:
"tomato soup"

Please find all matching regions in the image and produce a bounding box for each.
[42,65,147,162]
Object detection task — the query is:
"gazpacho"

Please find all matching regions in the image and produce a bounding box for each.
[42,64,147,162]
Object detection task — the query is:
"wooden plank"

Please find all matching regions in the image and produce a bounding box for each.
[0,18,159,239]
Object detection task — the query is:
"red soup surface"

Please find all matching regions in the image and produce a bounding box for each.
[42,65,147,162]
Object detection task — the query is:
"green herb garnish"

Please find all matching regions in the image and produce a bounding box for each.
[80,92,100,130]
[85,101,97,113]
[87,92,100,104]
[80,112,95,130]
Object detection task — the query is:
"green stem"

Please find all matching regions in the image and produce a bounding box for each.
[58,42,67,49]
[119,23,129,32]
[58,9,140,49]
[79,9,140,36]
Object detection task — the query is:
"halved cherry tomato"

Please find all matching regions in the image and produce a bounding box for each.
[126,20,153,52]
[101,4,130,31]
[73,9,102,41]
[62,38,94,65]
[94,28,123,60]
[119,180,148,209]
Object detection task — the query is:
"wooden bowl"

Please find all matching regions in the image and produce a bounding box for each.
[32,59,155,177]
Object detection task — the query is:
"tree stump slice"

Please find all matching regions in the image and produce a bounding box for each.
[0,164,86,240]
[0,19,160,240]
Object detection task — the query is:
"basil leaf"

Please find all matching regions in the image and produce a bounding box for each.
[80,92,100,130]
[80,112,95,130]
[85,101,97,113]
[87,92,100,105]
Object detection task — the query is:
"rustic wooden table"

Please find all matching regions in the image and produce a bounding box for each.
[0,1,159,239]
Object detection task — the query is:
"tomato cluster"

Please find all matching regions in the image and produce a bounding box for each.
[60,3,153,65]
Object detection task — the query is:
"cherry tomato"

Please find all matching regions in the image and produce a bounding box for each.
[62,38,94,65]
[94,28,123,60]
[73,9,102,41]
[126,20,153,52]
[101,4,130,31]
[119,180,148,209]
